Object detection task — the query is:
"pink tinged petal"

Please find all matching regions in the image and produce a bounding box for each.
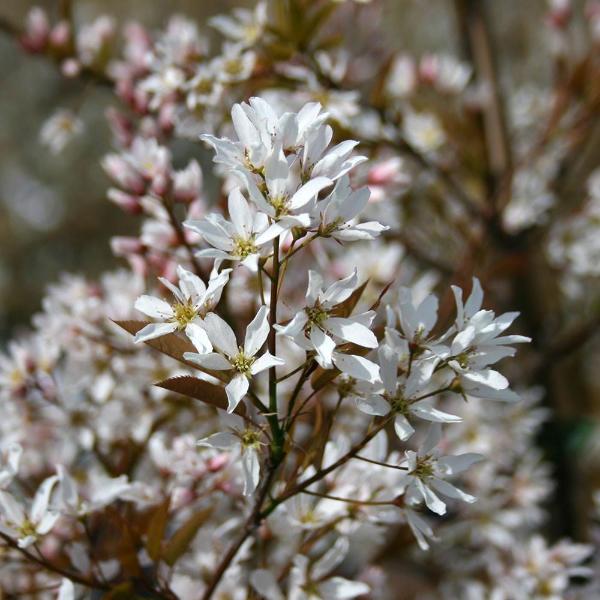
[322,269,358,306]
[324,317,378,348]
[410,401,462,423]
[202,312,238,357]
[250,570,284,600]
[394,414,415,441]
[226,374,249,413]
[241,448,260,496]
[310,327,336,369]
[134,322,178,343]
[356,395,391,417]
[415,479,446,515]
[31,475,58,524]
[185,323,213,354]
[197,432,238,450]
[318,577,370,599]
[183,351,232,370]
[134,295,173,320]
[429,478,476,504]
[332,353,380,383]
[464,277,483,318]
[244,306,270,356]
[0,491,25,525]
[288,177,332,210]
[251,352,285,375]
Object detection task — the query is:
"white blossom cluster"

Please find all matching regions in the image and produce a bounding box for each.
[1,1,598,599]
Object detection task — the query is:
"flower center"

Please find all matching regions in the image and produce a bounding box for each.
[305,305,329,327]
[411,455,434,479]
[225,58,244,76]
[171,301,198,329]
[233,236,258,259]
[232,350,255,375]
[18,519,37,539]
[270,195,289,218]
[241,428,261,449]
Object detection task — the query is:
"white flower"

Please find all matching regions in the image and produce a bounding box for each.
[395,424,481,516]
[251,537,369,600]
[315,176,388,241]
[0,475,59,548]
[184,306,284,412]
[0,444,21,489]
[198,414,265,495]
[356,345,460,441]
[403,111,445,153]
[441,278,531,401]
[134,265,230,343]
[40,109,83,155]
[213,44,256,84]
[184,187,281,272]
[276,269,380,382]
[209,2,267,46]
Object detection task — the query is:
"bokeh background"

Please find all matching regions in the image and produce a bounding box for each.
[0,0,598,544]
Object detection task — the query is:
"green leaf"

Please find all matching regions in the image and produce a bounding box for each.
[163,507,213,566]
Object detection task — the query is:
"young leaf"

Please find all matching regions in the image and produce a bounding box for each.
[156,376,245,416]
[163,507,213,566]
[145,499,170,562]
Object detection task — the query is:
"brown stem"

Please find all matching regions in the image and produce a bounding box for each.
[0,532,109,590]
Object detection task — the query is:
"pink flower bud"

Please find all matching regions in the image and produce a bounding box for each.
[49,20,71,50]
[61,58,81,78]
[419,55,439,85]
[207,453,229,472]
[20,7,50,53]
[102,155,145,194]
[171,486,195,509]
[107,189,142,214]
[111,236,143,256]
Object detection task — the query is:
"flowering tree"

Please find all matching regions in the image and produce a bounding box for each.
[0,1,599,598]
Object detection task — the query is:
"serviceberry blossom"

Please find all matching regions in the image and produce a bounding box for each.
[184,187,281,271]
[2,2,596,597]
[395,424,481,516]
[184,306,284,412]
[0,475,59,548]
[134,265,231,343]
[276,269,381,382]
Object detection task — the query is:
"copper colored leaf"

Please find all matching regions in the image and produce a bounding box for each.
[112,320,227,381]
[145,499,170,562]
[163,507,213,566]
[329,279,369,318]
[156,376,246,415]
